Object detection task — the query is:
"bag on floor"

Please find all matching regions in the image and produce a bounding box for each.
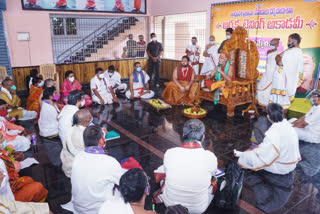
[165,204,189,214]
[213,162,244,209]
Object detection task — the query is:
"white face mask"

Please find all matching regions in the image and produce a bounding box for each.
[98,74,104,79]
[69,77,75,82]
[152,37,157,41]
[80,99,85,107]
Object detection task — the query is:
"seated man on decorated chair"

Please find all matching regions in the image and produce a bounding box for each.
[204,52,234,104]
[162,55,199,106]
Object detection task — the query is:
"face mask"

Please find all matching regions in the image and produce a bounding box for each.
[192,42,196,45]
[99,74,104,79]
[38,81,44,87]
[139,38,143,41]
[1,139,7,150]
[152,37,157,41]
[0,109,8,117]
[80,99,85,107]
[287,42,294,48]
[69,77,75,82]
[209,41,214,45]
[311,98,315,106]
[182,64,188,67]
[53,94,60,101]
[226,35,231,40]
[136,67,142,72]
[10,85,16,91]
[269,45,276,50]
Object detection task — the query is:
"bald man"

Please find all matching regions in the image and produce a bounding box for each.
[60,109,93,178]
[0,79,37,120]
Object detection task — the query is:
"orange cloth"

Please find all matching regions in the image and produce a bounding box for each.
[0,119,24,142]
[0,154,48,202]
[162,81,199,106]
[26,85,43,114]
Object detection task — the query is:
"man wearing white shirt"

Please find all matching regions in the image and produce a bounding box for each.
[185,37,201,75]
[67,125,126,214]
[58,90,84,144]
[289,91,320,144]
[91,68,119,104]
[154,119,217,214]
[126,62,154,99]
[104,65,127,93]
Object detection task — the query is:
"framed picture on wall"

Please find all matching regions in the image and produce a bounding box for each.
[21,0,146,14]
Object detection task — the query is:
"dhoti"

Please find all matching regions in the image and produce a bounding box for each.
[125,87,154,99]
[162,81,199,106]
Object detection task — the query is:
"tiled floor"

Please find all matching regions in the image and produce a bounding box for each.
[17,87,320,214]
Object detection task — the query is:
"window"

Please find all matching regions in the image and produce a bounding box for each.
[154,12,206,62]
[51,17,77,36]
[52,17,64,36]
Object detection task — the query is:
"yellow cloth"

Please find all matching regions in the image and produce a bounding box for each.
[162,81,199,106]
[0,92,23,118]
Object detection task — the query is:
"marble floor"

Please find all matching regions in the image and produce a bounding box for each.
[17,87,320,214]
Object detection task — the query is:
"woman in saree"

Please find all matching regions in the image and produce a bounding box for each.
[26,76,43,114]
[60,70,92,107]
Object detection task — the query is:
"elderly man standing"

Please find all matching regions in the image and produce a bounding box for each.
[162,56,199,106]
[185,37,201,75]
[154,119,217,214]
[64,125,126,214]
[235,103,301,175]
[147,33,163,88]
[289,91,320,144]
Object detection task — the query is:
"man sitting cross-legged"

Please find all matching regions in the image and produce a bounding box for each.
[104,65,127,94]
[90,68,119,104]
[289,91,320,144]
[154,119,218,214]
[126,62,154,99]
[162,55,199,106]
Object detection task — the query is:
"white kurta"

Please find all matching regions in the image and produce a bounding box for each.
[58,105,79,143]
[200,45,219,76]
[99,197,134,214]
[104,70,127,93]
[125,70,154,99]
[289,105,320,144]
[269,48,304,109]
[60,125,86,178]
[157,143,217,214]
[238,119,301,175]
[186,45,201,75]
[0,159,14,200]
[257,51,278,106]
[69,150,126,214]
[39,101,59,137]
[90,76,114,104]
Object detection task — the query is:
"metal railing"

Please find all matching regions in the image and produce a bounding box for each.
[56,17,137,63]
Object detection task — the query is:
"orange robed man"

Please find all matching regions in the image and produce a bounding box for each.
[162,56,199,106]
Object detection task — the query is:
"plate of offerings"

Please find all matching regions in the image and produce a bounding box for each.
[183,105,207,119]
[146,99,172,110]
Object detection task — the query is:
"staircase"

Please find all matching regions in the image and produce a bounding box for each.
[57,17,140,63]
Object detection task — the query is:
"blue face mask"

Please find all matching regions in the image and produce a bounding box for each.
[226,35,231,40]
[269,45,276,50]
[209,41,214,45]
[136,67,142,72]
[11,85,17,91]
[1,140,7,150]
[192,42,196,45]
[311,98,315,106]
[38,81,44,87]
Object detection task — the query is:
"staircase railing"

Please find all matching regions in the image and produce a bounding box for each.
[57,17,133,63]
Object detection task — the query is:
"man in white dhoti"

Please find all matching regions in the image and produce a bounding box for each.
[200,36,219,87]
[126,62,154,99]
[257,38,280,107]
[64,125,126,214]
[104,65,127,93]
[91,68,119,104]
[154,119,217,214]
[235,103,301,175]
[289,91,320,144]
[185,37,201,75]
[269,33,304,110]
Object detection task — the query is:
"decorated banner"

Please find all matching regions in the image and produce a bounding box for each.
[22,0,146,14]
[211,0,320,93]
